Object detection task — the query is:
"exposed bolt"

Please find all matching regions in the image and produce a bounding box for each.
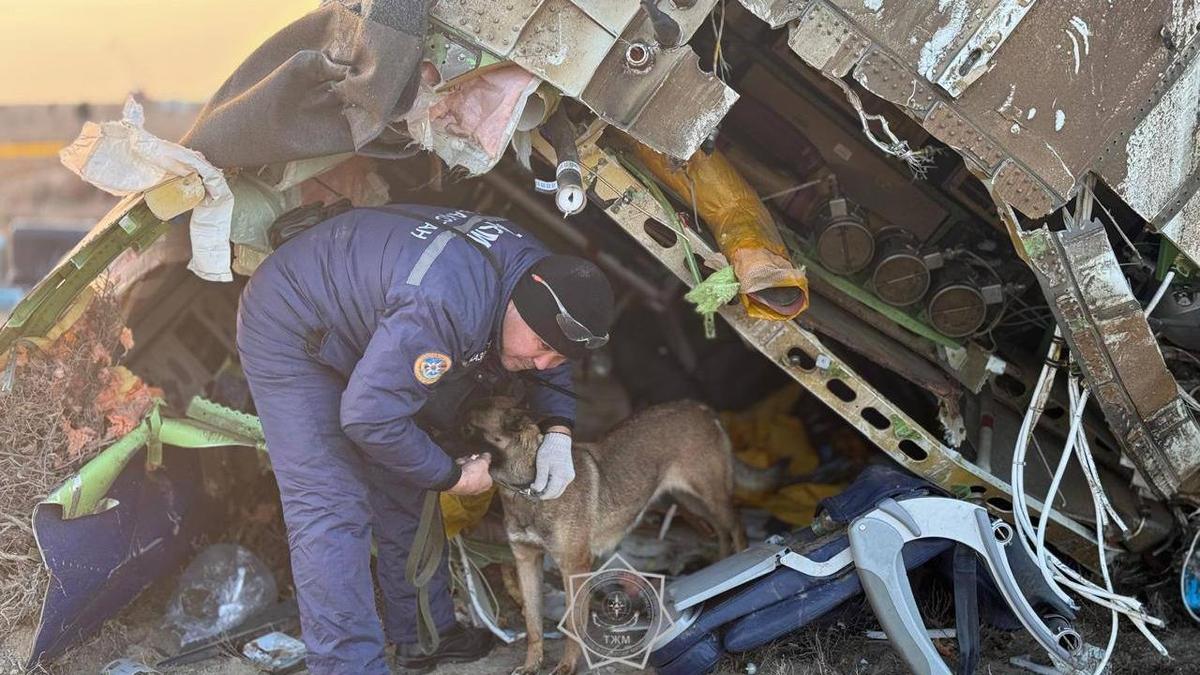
[624,41,655,73]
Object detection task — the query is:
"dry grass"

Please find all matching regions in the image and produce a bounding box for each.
[0,283,134,636]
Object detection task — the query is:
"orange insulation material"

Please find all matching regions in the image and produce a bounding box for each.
[633,142,809,320]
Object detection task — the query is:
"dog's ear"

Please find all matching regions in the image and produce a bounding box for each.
[461,419,478,440]
[502,410,529,434]
[505,406,540,430]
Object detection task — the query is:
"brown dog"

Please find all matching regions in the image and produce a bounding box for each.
[467,398,746,675]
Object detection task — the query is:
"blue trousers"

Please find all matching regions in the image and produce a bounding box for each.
[237,316,456,675]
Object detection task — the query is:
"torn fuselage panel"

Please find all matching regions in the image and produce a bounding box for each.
[740,0,1198,223]
[430,0,737,159]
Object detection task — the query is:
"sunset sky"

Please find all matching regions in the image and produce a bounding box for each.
[0,0,316,105]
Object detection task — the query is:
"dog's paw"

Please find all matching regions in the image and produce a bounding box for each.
[548,661,577,675]
[510,662,542,675]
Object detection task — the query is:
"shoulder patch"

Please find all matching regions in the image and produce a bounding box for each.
[414,352,452,385]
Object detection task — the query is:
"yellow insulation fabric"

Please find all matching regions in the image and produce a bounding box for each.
[441,488,496,539]
[632,143,809,320]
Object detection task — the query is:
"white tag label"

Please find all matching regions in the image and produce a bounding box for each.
[556,160,582,178]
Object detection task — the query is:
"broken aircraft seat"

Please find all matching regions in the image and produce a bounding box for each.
[649,464,1056,675]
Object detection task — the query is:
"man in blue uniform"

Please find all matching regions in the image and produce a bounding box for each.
[236,205,615,674]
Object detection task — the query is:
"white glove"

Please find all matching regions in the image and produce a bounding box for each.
[531,432,575,500]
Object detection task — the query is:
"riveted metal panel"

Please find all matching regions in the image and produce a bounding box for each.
[511,0,616,97]
[992,160,1055,217]
[741,0,1198,221]
[1098,37,1200,240]
[570,0,641,34]
[787,2,871,77]
[430,0,546,56]
[853,48,938,118]
[739,0,812,28]
[923,101,1006,172]
[578,15,739,158]
[935,0,1040,98]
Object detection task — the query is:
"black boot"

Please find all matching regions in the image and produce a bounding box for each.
[394,624,495,672]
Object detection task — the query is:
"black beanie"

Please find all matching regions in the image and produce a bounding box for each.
[511,255,615,359]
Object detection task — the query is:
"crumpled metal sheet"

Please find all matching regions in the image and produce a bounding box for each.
[431,0,736,158]
[580,16,738,159]
[742,0,1200,224]
[1097,35,1200,265]
[1022,219,1200,499]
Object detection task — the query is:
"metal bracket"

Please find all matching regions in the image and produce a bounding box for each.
[1022,221,1200,499]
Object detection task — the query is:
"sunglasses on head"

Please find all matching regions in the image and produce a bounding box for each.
[531,274,609,350]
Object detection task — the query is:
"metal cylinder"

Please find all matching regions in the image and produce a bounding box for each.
[926,264,987,338]
[1042,615,1082,654]
[541,107,585,216]
[870,227,930,307]
[813,197,874,275]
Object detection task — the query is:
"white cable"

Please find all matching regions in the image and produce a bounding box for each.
[1073,428,1128,533]
[455,536,523,644]
[1006,330,1168,660]
[1009,331,1067,595]
[1087,436,1120,675]
[1035,386,1089,572]
[828,76,935,178]
[1144,270,1176,317]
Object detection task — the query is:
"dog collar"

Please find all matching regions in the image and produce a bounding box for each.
[492,476,540,501]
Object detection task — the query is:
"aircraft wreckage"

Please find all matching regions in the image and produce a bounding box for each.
[3,0,1200,672]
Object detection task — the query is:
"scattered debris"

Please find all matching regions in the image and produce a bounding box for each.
[164,544,278,646]
[157,599,299,669]
[59,96,232,282]
[241,632,305,673]
[100,658,159,675]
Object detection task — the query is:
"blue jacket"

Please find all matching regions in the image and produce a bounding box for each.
[239,204,575,490]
